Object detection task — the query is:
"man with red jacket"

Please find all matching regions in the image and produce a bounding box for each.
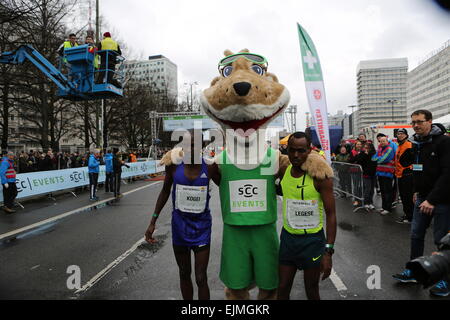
[371,136,395,215]
[0,152,18,213]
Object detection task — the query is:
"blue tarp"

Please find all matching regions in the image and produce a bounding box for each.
[305,125,343,153]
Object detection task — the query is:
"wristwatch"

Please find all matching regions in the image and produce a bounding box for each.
[325,244,334,255]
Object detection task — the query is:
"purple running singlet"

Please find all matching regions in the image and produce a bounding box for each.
[171,159,212,247]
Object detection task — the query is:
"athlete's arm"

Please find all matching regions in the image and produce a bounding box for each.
[145,165,175,243]
[314,178,337,280]
[207,162,221,186]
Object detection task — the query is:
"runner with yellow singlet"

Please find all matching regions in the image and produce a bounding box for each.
[276,132,337,300]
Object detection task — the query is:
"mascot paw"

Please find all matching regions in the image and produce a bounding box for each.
[159,147,184,166]
[277,152,290,169]
[203,153,219,165]
[301,152,334,180]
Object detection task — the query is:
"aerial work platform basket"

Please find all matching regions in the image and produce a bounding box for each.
[59,44,124,101]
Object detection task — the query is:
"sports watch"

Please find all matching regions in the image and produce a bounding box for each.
[325,244,334,255]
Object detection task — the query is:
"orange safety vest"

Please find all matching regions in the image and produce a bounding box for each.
[395,140,413,178]
[130,154,137,163]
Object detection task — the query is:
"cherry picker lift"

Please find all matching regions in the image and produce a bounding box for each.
[0,44,124,101]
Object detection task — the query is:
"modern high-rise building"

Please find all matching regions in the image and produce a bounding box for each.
[356,58,408,131]
[328,110,346,126]
[123,54,178,101]
[407,40,450,120]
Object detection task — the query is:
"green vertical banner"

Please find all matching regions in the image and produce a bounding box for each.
[297,23,331,162]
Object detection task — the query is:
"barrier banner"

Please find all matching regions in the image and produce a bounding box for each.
[0,161,163,202]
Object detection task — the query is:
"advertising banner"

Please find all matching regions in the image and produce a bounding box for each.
[0,161,163,202]
[297,23,331,162]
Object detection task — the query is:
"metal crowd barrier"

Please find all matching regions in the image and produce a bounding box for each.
[331,161,367,212]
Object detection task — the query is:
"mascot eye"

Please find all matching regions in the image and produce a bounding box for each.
[222,65,233,77]
[251,65,264,76]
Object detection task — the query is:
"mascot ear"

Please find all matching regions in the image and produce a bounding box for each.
[224,49,234,56]
[210,76,221,86]
[265,72,279,83]
[239,48,250,53]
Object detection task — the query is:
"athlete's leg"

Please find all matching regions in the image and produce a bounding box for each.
[303,267,321,300]
[194,245,211,300]
[257,288,277,300]
[225,287,250,300]
[173,245,193,300]
[277,264,297,300]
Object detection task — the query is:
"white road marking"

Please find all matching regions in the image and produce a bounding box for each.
[74,237,146,295]
[0,181,162,241]
[330,268,348,298]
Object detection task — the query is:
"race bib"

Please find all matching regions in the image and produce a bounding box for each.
[175,185,208,213]
[286,199,320,230]
[229,179,267,212]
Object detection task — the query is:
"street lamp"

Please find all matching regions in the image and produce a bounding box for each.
[184,81,198,111]
[387,99,398,123]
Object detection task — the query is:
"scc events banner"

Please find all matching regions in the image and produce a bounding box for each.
[297,22,331,163]
[0,161,163,202]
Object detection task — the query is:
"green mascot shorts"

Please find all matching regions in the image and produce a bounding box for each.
[220,222,279,290]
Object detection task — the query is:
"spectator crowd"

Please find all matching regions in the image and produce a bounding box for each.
[7,148,171,174]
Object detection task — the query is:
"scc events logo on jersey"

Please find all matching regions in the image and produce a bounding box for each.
[238,184,259,198]
[229,179,267,212]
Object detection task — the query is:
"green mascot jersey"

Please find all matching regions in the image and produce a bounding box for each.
[219,147,277,226]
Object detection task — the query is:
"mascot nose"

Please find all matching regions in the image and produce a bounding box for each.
[233,82,252,96]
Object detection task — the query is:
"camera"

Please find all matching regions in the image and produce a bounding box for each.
[406,233,450,288]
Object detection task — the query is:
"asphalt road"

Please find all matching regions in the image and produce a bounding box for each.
[0,178,447,300]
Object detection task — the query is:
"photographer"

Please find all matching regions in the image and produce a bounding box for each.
[406,233,450,289]
[392,110,450,297]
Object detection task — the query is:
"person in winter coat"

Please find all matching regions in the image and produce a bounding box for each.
[393,109,450,297]
[353,142,377,210]
[0,152,18,213]
[88,149,101,201]
[372,136,395,215]
[104,150,114,193]
[112,148,130,199]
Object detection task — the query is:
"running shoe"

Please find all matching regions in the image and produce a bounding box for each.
[379,209,390,215]
[392,269,418,283]
[369,204,375,210]
[396,216,411,224]
[429,280,450,297]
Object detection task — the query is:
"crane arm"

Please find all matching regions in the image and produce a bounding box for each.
[0,44,77,93]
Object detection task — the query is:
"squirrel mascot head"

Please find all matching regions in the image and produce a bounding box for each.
[200,49,290,134]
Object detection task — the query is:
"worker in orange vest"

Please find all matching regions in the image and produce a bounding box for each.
[394,128,414,224]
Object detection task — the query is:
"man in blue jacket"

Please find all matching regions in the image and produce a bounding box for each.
[88,149,100,201]
[104,149,114,193]
[0,151,18,213]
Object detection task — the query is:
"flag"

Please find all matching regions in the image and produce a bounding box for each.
[297,23,331,162]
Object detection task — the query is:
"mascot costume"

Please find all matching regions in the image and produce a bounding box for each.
[161,49,333,300]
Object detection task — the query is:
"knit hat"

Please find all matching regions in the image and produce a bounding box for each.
[103,32,111,37]
[397,128,408,137]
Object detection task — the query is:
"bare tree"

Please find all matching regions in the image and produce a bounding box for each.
[3,0,78,151]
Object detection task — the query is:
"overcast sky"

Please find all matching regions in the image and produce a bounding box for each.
[99,0,450,131]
